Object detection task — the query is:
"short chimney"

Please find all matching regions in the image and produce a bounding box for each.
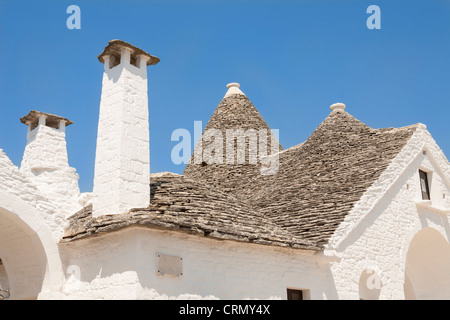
[20,110,80,215]
[92,40,159,217]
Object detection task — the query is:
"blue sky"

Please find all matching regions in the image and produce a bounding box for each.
[1,0,449,193]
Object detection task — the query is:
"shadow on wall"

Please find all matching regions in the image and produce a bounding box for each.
[404,227,450,300]
[0,209,48,300]
[0,260,10,300]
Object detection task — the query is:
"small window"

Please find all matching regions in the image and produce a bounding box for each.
[287,289,304,300]
[419,170,431,200]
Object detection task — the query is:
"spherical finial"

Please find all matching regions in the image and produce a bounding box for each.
[226,82,240,89]
[330,102,346,111]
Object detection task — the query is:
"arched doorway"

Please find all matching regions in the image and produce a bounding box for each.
[0,192,64,299]
[404,227,450,300]
[0,209,48,299]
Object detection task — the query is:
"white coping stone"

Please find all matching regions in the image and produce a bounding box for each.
[224,82,246,98]
[330,103,346,111]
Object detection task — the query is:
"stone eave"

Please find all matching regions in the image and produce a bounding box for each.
[97,39,160,66]
[61,205,321,251]
[20,110,73,127]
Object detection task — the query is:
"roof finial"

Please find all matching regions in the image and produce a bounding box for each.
[224,82,246,98]
[227,82,240,89]
[330,102,346,111]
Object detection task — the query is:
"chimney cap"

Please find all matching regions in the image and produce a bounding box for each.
[98,39,160,66]
[20,111,73,129]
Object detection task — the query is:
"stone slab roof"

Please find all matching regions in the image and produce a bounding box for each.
[20,111,73,128]
[98,39,160,66]
[183,100,418,249]
[63,95,418,250]
[62,173,319,250]
[183,93,283,198]
[247,110,418,247]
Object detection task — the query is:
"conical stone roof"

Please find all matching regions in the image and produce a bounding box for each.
[64,92,420,251]
[183,84,283,199]
[247,108,419,247]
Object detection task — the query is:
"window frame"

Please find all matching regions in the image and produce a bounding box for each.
[287,288,304,300]
[419,169,431,200]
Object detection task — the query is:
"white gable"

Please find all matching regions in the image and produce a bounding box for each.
[326,124,450,299]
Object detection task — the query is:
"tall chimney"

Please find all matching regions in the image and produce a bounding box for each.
[20,111,80,215]
[93,40,159,217]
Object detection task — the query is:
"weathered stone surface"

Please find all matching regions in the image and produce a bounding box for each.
[249,110,417,248]
[182,96,417,249]
[63,173,319,250]
[20,110,73,129]
[97,39,160,66]
[64,100,417,250]
[184,93,283,198]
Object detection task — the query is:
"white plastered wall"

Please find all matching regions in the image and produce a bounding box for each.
[92,55,150,217]
[327,125,450,299]
[0,149,63,238]
[20,124,82,223]
[58,228,336,300]
[0,149,64,299]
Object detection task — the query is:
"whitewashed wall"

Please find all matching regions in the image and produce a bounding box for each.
[58,228,336,300]
[0,149,59,237]
[0,149,65,299]
[20,124,82,228]
[329,125,450,299]
[92,57,150,217]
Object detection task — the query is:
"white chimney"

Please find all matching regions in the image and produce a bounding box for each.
[20,111,80,215]
[92,40,159,217]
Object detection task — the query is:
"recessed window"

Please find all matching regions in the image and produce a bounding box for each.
[287,289,304,300]
[419,170,431,200]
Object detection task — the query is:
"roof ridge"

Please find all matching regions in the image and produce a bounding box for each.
[374,122,422,133]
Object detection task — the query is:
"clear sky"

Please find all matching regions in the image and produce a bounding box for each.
[1,0,449,193]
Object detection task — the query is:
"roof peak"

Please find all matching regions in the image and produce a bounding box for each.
[224,82,246,98]
[330,102,346,111]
